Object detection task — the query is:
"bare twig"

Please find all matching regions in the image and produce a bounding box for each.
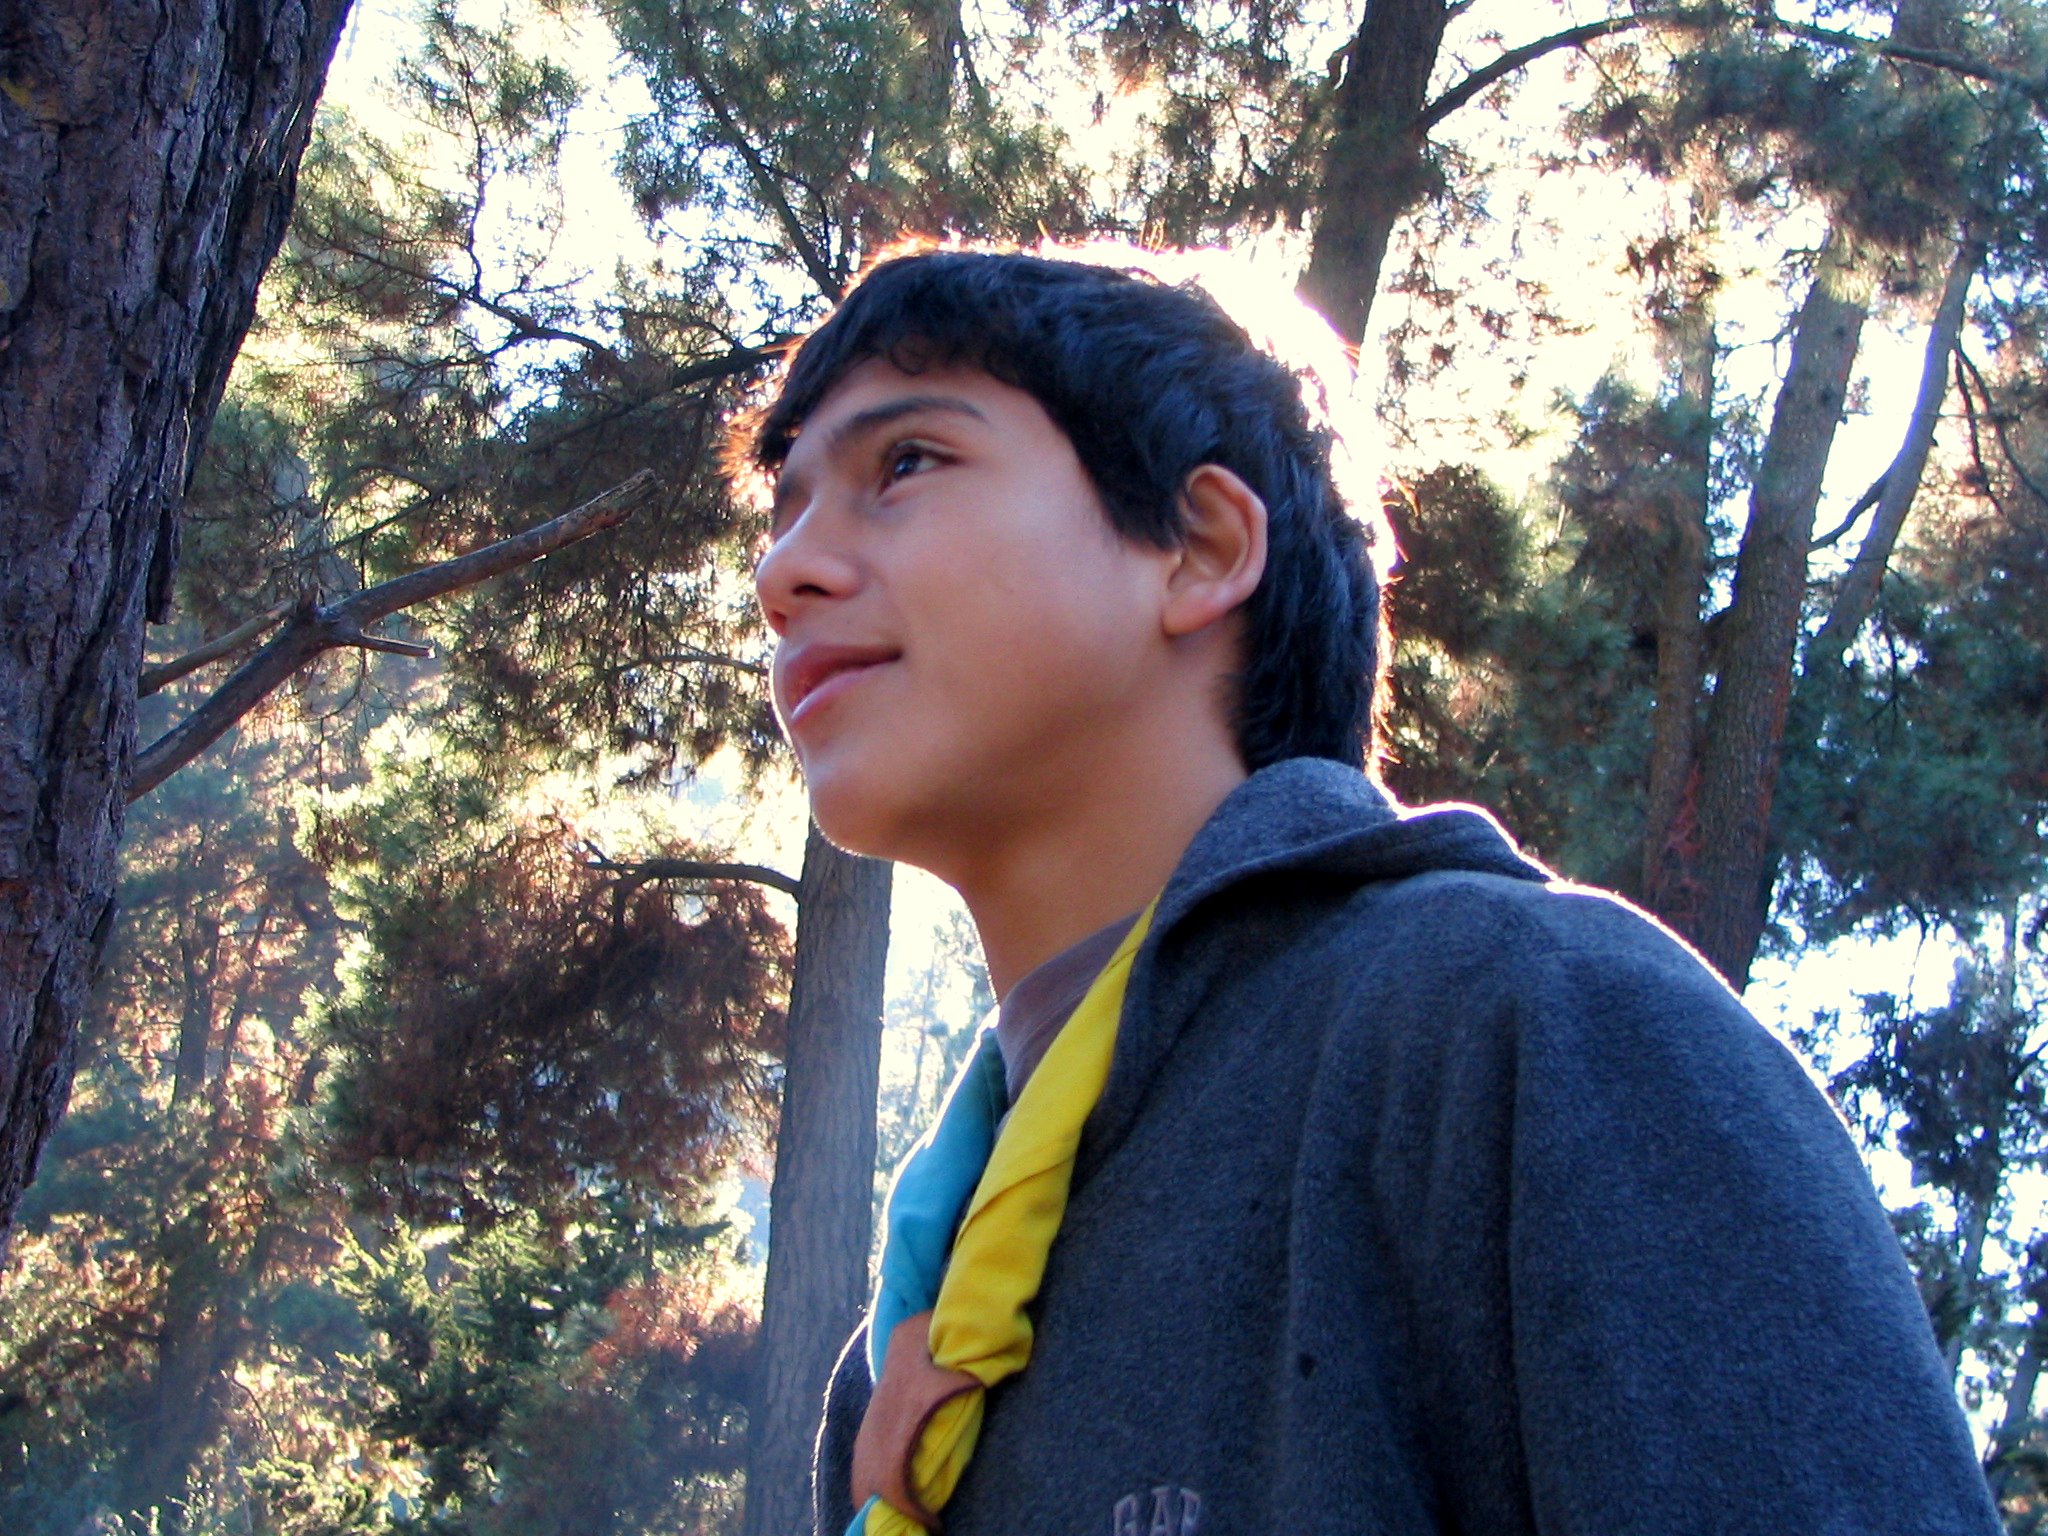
[129,472,660,800]
[1954,350,2010,522]
[140,600,294,697]
[306,220,625,363]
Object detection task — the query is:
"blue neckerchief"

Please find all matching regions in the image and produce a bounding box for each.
[868,1030,1007,1377]
[848,1030,1007,1535]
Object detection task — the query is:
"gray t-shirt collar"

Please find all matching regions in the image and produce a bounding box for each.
[992,911,1143,1103]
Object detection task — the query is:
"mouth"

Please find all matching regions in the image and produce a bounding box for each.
[782,642,901,727]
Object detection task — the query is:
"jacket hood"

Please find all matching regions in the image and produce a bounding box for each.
[1075,757,1551,1186]
[1153,758,1549,936]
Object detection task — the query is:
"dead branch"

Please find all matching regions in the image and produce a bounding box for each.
[602,648,768,680]
[129,471,659,801]
[1811,472,1888,552]
[140,600,293,697]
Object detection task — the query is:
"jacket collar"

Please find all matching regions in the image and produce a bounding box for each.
[1073,757,1550,1186]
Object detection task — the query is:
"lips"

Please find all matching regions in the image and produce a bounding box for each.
[780,641,901,725]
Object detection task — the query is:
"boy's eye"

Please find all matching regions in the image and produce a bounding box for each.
[884,443,937,484]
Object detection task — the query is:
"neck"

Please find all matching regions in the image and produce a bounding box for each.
[946,732,1248,999]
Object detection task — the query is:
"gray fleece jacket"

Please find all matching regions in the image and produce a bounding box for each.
[814,759,2000,1535]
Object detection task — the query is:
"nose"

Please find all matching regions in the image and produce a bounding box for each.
[754,498,863,636]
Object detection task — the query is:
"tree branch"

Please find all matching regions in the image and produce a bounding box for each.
[341,632,436,658]
[1417,7,2048,136]
[140,600,293,697]
[1953,348,2010,523]
[129,472,659,800]
[1957,347,2048,508]
[1421,15,1655,131]
[1808,237,1980,673]
[584,842,800,897]
[604,648,768,679]
[1775,17,2048,107]
[1809,472,1887,552]
[309,220,627,363]
[670,17,840,300]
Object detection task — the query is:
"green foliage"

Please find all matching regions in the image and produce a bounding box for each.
[233,0,785,780]
[1783,478,2048,938]
[338,1200,751,1535]
[1070,0,1332,242]
[1594,30,1978,252]
[1382,442,1666,892]
[609,0,1093,300]
[1,721,776,1536]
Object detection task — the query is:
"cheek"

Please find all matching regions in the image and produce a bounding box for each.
[917,582,1151,738]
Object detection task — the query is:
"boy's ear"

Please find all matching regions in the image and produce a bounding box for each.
[1162,464,1268,639]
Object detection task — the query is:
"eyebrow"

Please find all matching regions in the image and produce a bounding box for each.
[769,393,990,527]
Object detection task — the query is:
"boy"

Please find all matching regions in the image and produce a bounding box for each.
[746,247,2000,1535]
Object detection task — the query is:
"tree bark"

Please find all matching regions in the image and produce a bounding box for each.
[0,0,354,1251]
[743,821,893,1536]
[1298,0,1454,347]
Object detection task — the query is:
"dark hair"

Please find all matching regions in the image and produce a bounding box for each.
[745,247,1385,771]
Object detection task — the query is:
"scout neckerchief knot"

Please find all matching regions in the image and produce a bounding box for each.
[848,902,1158,1534]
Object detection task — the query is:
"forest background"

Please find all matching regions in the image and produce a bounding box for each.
[1,0,2046,1531]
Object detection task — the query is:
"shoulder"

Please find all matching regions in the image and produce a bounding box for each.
[1304,869,1827,1123]
[1312,865,1742,1023]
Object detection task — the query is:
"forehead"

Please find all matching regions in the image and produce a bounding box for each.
[774,360,1040,473]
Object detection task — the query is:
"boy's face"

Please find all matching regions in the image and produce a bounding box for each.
[754,358,1183,870]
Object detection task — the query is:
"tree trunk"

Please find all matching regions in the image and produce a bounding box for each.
[1639,238,1717,914]
[1940,1192,1996,1382]
[1666,232,1871,985]
[1986,1290,2048,1504]
[1298,0,1454,347]
[743,821,892,1536]
[171,902,222,1106]
[123,1205,239,1529]
[1643,0,1958,986]
[125,1022,318,1528]
[0,0,353,1250]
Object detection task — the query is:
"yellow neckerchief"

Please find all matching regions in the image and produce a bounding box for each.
[853,901,1157,1534]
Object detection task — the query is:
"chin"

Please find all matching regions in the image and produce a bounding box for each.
[801,762,913,863]
[801,754,975,875]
